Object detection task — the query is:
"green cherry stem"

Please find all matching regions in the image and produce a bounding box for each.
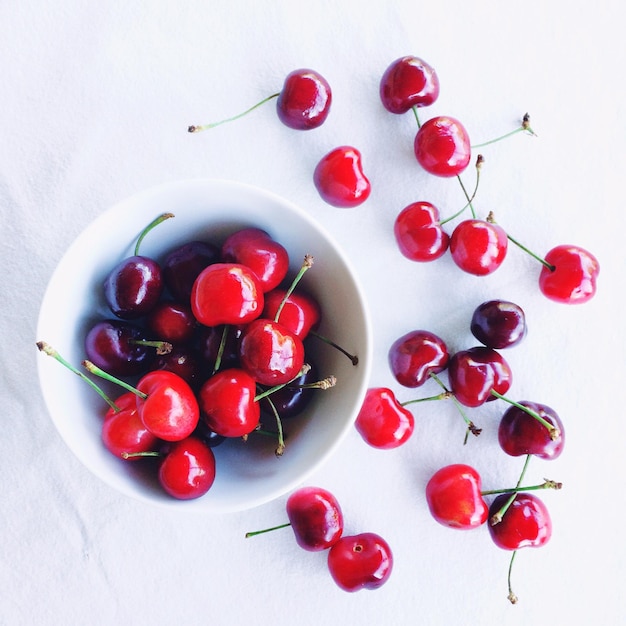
[507,551,519,604]
[262,395,286,457]
[130,339,173,355]
[36,341,121,412]
[245,522,291,538]
[471,113,537,149]
[441,155,484,225]
[212,325,230,375]
[412,106,422,128]
[188,92,280,133]
[82,360,148,400]
[253,364,312,402]
[490,454,532,526]
[134,213,175,257]
[490,390,560,440]
[481,479,562,497]
[274,255,314,324]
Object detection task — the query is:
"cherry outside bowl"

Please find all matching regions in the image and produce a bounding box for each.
[36,179,372,513]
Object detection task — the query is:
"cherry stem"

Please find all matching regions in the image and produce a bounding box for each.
[401,391,451,406]
[412,106,422,128]
[456,174,476,219]
[274,255,314,324]
[245,522,291,538]
[441,155,484,225]
[212,325,230,375]
[263,395,285,457]
[294,375,337,390]
[121,451,161,459]
[429,373,482,440]
[490,454,532,525]
[134,213,174,257]
[188,92,280,133]
[471,113,537,149]
[130,339,173,355]
[489,390,560,440]
[507,551,519,604]
[253,364,312,402]
[82,360,148,400]
[308,330,359,366]
[481,479,562,497]
[36,341,121,412]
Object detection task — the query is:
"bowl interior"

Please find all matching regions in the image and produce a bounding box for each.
[36,179,372,513]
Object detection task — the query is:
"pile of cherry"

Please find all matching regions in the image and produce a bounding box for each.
[38,216,346,500]
[190,56,600,599]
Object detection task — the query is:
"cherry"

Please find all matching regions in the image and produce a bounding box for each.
[354,387,414,449]
[498,401,565,460]
[239,318,305,386]
[276,69,332,130]
[157,436,216,500]
[262,287,321,340]
[379,55,439,114]
[154,345,201,388]
[425,464,489,530]
[197,368,260,438]
[538,244,600,304]
[414,116,471,177]
[190,262,264,327]
[449,219,508,275]
[161,240,220,302]
[447,346,512,407]
[388,329,449,388]
[394,201,450,262]
[327,532,393,592]
[194,324,243,374]
[470,300,527,349]
[258,360,319,419]
[193,419,226,448]
[221,227,290,293]
[146,300,197,344]
[84,319,156,378]
[313,146,371,208]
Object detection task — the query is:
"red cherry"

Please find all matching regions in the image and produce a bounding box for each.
[158,436,216,500]
[498,401,564,460]
[286,486,344,551]
[354,387,414,449]
[146,300,196,344]
[262,288,321,340]
[470,300,527,349]
[276,69,332,130]
[313,146,371,208]
[425,464,489,530]
[190,263,264,327]
[488,492,552,550]
[539,244,600,304]
[221,228,290,293]
[388,329,449,388]
[394,201,450,262]
[449,219,508,275]
[135,370,200,441]
[447,347,512,408]
[197,368,260,438]
[239,318,305,386]
[379,55,439,114]
[414,116,471,177]
[327,532,393,592]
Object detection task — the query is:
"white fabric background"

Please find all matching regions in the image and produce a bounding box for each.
[2,1,624,624]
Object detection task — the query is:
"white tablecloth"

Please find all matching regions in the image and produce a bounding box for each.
[3,1,624,624]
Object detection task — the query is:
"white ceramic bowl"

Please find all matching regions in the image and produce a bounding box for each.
[36,179,372,513]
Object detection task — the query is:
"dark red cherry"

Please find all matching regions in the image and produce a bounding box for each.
[425,464,488,530]
[394,201,449,262]
[262,288,321,340]
[327,533,393,592]
[488,492,552,550]
[221,227,289,293]
[449,219,508,275]
[470,300,527,349]
[146,300,196,344]
[286,486,344,551]
[414,116,471,177]
[379,55,439,114]
[276,69,332,130]
[354,387,414,449]
[388,329,449,388]
[313,146,371,208]
[447,346,512,407]
[155,346,201,388]
[162,240,220,302]
[498,401,564,460]
[194,324,243,375]
[539,244,600,304]
[259,361,318,419]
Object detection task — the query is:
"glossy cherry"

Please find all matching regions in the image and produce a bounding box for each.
[239,318,305,386]
[194,324,243,374]
[414,116,471,177]
[197,368,260,438]
[449,219,508,275]
[221,227,290,293]
[379,55,439,114]
[262,288,321,340]
[488,492,552,550]
[498,401,564,460]
[327,532,393,592]
[425,464,489,530]
[470,300,527,349]
[158,436,216,500]
[258,361,319,419]
[190,262,264,327]
[388,329,449,388]
[447,346,512,407]
[154,346,201,388]
[135,369,200,441]
[146,300,196,344]
[286,486,344,551]
[539,244,600,304]
[276,69,332,130]
[394,201,449,262]
[354,387,414,449]
[313,146,371,208]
